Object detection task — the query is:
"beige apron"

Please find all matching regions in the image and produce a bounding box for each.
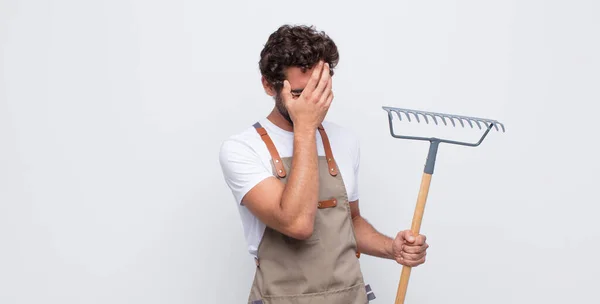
[247,122,376,304]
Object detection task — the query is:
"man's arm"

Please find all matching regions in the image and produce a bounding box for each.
[239,61,333,240]
[241,129,319,240]
[350,200,429,266]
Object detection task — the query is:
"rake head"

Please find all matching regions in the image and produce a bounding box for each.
[383,106,505,147]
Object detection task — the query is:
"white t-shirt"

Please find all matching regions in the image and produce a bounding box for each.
[218,118,361,258]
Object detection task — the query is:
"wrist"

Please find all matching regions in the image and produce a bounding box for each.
[384,237,395,260]
[293,124,317,136]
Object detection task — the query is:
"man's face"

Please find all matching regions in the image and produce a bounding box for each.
[274,65,320,125]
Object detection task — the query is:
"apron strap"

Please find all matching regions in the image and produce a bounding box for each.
[253,122,286,178]
[317,124,338,177]
[252,122,339,178]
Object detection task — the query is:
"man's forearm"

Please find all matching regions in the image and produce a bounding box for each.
[279,129,319,233]
[353,215,394,259]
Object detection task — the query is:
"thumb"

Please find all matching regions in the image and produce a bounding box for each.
[403,230,416,243]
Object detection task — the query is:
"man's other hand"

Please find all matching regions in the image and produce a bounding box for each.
[391,230,429,267]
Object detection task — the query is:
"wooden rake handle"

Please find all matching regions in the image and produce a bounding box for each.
[395,172,432,304]
[395,140,439,304]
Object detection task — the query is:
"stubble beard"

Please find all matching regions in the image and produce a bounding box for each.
[275,93,293,126]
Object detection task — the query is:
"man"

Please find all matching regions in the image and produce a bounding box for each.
[219,25,429,303]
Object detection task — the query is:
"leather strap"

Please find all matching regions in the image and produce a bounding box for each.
[253,122,286,178]
[318,124,338,176]
[317,198,337,209]
[253,122,339,178]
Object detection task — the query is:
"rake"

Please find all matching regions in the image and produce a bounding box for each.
[381,106,505,304]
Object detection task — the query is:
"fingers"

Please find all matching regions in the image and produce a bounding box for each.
[303,61,325,96]
[399,230,426,245]
[400,251,426,262]
[396,245,427,267]
[313,63,331,100]
[324,88,334,108]
[413,234,426,246]
[401,242,429,254]
[400,230,416,243]
[318,77,332,105]
[281,80,292,103]
[397,253,427,267]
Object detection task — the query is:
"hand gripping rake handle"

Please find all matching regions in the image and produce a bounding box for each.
[382,106,505,304]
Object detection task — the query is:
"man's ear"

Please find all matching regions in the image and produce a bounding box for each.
[261,76,276,97]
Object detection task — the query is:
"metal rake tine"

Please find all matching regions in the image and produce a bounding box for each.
[391,110,403,121]
[401,110,411,122]
[460,117,472,128]
[421,113,430,124]
[454,116,463,127]
[449,116,456,127]
[486,120,501,132]
[456,116,465,128]
[429,114,439,125]
[466,118,474,128]
[392,110,401,121]
[422,112,432,124]
[498,122,505,132]
[438,115,448,126]
[410,111,420,123]
[399,110,410,121]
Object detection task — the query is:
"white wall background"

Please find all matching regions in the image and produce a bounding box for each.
[1,0,599,303]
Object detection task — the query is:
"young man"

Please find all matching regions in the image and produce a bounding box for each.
[219,25,429,303]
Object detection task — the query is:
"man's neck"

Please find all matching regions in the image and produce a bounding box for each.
[266,107,294,132]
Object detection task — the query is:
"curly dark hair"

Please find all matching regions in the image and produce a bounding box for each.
[259,24,339,91]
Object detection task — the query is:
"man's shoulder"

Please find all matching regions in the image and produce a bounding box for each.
[218,123,264,159]
[222,123,260,143]
[321,120,360,146]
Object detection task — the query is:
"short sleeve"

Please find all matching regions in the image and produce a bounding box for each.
[219,138,273,205]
